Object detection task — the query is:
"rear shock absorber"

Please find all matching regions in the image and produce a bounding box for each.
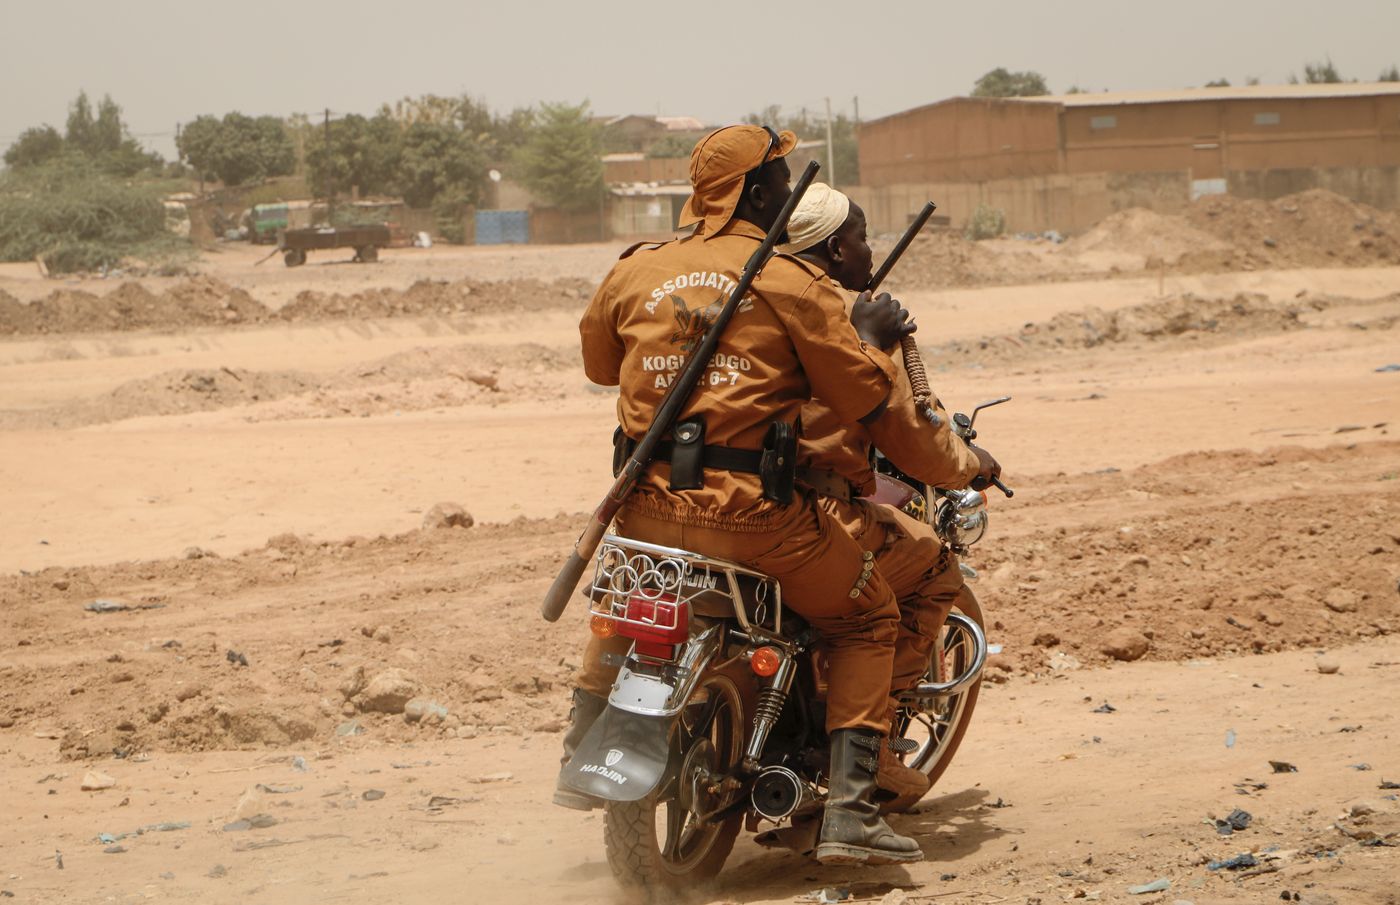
[742,653,796,772]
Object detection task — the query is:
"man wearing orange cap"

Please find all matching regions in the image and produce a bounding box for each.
[557,124,923,866]
[779,184,1001,814]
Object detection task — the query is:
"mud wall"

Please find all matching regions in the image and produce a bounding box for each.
[851,166,1400,236]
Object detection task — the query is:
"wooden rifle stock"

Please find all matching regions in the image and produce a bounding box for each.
[541,159,823,622]
[866,202,939,423]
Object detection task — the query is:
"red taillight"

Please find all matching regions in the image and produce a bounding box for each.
[618,592,689,646]
[751,646,781,677]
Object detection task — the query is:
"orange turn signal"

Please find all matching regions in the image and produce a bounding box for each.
[590,614,617,639]
[751,646,781,677]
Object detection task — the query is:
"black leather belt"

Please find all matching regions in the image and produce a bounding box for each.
[652,441,763,475]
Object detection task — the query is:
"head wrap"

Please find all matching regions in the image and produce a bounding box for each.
[678,125,797,236]
[776,183,851,255]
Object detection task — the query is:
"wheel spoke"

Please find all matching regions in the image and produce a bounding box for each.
[661,801,685,859]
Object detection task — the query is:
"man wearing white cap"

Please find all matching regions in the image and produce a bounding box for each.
[781,185,1002,814]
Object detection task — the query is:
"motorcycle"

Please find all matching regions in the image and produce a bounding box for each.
[558,398,1013,891]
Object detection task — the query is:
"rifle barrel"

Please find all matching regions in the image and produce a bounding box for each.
[867,201,937,293]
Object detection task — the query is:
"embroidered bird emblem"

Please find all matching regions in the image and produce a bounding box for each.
[669,293,724,353]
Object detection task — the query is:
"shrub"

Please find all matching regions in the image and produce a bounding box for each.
[0,159,191,274]
[964,204,1006,241]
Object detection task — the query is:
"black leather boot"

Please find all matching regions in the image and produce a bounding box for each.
[814,728,924,865]
[552,689,608,810]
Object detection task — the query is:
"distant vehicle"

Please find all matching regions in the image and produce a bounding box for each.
[279,224,391,267]
[250,201,320,244]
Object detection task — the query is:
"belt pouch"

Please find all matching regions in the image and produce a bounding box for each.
[611,426,634,478]
[760,421,797,504]
[668,418,706,491]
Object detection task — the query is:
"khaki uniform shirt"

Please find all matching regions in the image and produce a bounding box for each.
[800,321,980,496]
[580,218,896,530]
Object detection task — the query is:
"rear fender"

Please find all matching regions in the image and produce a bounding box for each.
[559,705,674,802]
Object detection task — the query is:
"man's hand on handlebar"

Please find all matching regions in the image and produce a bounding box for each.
[968,446,1002,492]
[850,291,915,352]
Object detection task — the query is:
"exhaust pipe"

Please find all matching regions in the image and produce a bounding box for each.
[750,766,815,822]
[907,612,987,698]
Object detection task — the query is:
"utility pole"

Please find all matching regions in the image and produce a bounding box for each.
[824,97,837,187]
[323,108,333,223]
[853,96,860,126]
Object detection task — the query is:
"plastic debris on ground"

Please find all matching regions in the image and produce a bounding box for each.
[1379,779,1400,790]
[801,889,852,904]
[1225,729,1236,748]
[1214,808,1253,835]
[1092,701,1117,713]
[1269,760,1298,773]
[1208,853,1258,871]
[1375,364,1400,373]
[1126,878,1171,894]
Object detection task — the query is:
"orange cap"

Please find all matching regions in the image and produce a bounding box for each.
[678,125,798,236]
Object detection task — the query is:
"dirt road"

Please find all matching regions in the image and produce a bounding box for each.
[1,237,1398,903]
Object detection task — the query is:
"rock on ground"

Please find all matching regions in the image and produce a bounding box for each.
[422,503,474,531]
[1101,627,1151,662]
[357,668,422,714]
[1324,588,1360,613]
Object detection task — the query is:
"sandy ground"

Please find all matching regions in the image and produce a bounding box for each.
[1,238,1399,904]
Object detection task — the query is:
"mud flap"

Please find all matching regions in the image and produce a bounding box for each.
[559,706,673,803]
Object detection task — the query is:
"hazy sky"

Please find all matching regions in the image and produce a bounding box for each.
[4,0,1398,160]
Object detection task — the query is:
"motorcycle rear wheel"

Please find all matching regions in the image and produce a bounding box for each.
[602,673,745,890]
[899,587,984,786]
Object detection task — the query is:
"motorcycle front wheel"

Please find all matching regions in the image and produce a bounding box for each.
[899,587,984,786]
[603,673,745,891]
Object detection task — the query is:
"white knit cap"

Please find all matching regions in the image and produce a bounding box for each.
[777,183,850,255]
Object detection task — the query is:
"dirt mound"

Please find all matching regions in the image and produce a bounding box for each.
[1185,188,1400,269]
[879,231,1086,292]
[0,341,586,428]
[1064,208,1231,266]
[0,276,594,336]
[2,367,316,429]
[925,291,1398,366]
[0,277,270,335]
[274,277,593,321]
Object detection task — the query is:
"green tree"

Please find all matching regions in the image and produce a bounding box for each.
[305,112,403,199]
[175,115,224,183]
[1380,64,1400,82]
[176,113,295,186]
[59,91,159,176]
[513,101,603,212]
[4,126,65,168]
[1291,56,1343,84]
[398,120,487,208]
[971,68,1050,98]
[1205,78,1231,88]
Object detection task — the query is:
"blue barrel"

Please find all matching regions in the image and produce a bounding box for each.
[475,210,530,245]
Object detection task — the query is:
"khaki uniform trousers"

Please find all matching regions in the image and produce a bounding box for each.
[818,496,964,698]
[576,495,900,734]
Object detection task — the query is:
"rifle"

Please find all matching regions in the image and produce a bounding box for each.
[540,159,822,622]
[866,202,938,424]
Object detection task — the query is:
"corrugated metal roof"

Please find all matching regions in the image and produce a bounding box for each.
[861,82,1400,126]
[1018,82,1400,107]
[656,116,707,131]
